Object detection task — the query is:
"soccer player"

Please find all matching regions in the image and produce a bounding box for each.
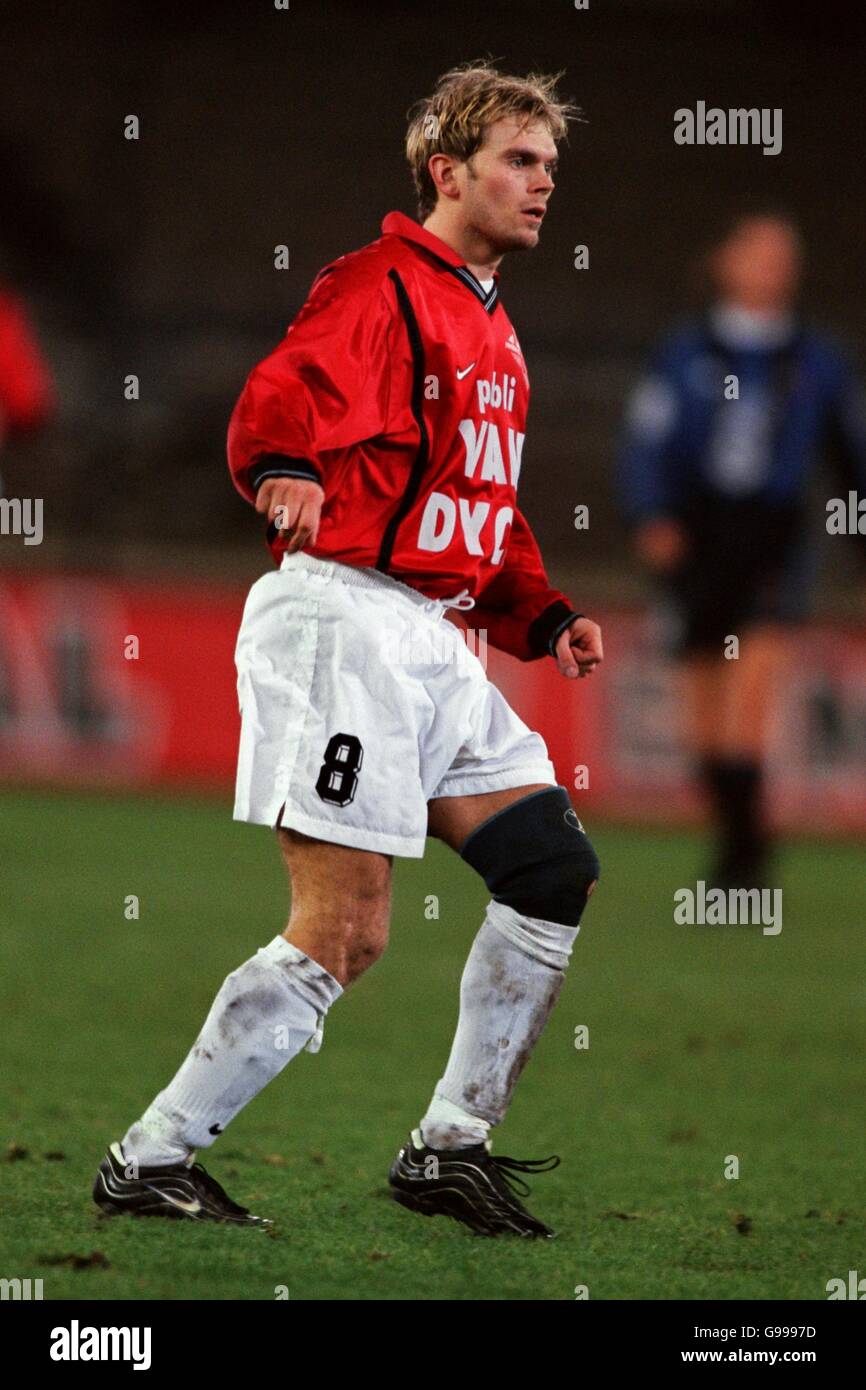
[94,63,603,1237]
[619,212,866,887]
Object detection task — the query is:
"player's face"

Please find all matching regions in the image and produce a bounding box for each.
[459,117,558,252]
[714,218,802,311]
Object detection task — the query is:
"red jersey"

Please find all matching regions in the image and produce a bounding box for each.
[227,211,580,661]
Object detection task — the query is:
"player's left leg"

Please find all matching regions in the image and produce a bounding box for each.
[389,782,599,1236]
[424,782,599,1142]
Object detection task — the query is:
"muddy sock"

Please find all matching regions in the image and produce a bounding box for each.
[419,904,577,1149]
[121,936,342,1167]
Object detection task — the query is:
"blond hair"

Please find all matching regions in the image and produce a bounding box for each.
[405,61,579,219]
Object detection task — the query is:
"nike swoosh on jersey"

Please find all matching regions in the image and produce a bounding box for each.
[456,363,476,380]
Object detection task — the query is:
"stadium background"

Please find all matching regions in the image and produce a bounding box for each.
[0,0,864,1302]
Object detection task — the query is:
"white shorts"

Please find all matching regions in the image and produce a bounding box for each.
[233,552,556,858]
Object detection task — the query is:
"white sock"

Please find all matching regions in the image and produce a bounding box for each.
[419,903,578,1149]
[121,935,342,1167]
[418,1095,490,1151]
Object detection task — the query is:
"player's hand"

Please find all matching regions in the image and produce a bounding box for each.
[555,616,603,680]
[634,517,687,574]
[255,477,324,553]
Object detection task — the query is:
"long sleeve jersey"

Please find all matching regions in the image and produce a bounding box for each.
[227,210,580,661]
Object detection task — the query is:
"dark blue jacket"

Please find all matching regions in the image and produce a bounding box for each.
[619,316,866,531]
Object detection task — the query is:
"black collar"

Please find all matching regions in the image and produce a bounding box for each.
[446,264,499,315]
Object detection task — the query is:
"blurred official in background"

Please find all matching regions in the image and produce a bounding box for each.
[619,213,866,887]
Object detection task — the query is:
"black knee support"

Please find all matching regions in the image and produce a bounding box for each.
[459,786,600,927]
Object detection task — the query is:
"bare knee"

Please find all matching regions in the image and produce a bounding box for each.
[277,829,392,985]
[287,890,390,986]
[344,910,389,980]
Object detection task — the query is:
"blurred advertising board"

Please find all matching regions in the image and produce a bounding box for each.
[0,575,863,835]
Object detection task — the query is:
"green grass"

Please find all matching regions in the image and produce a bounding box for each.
[0,788,863,1300]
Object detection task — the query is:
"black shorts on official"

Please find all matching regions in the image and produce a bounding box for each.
[659,493,809,656]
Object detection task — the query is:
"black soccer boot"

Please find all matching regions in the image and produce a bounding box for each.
[388,1132,560,1238]
[93,1142,271,1226]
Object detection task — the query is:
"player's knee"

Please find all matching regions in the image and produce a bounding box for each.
[286,878,390,983]
[460,785,600,929]
[331,888,391,980]
[345,927,387,980]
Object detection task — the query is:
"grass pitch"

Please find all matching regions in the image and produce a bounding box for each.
[0,788,863,1300]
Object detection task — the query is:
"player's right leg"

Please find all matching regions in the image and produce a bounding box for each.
[95,554,429,1224]
[93,552,470,1224]
[93,831,391,1224]
[275,827,392,985]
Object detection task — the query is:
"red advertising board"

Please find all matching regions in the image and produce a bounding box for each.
[487,611,866,835]
[0,574,244,789]
[0,573,863,835]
